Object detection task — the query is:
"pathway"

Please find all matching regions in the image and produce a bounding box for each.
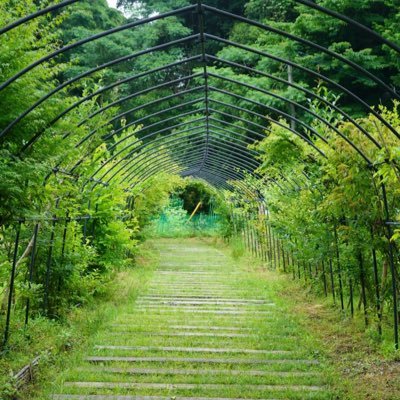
[51,239,332,400]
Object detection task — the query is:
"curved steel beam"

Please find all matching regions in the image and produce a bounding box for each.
[133,155,256,195]
[127,145,254,185]
[295,0,400,54]
[208,72,381,153]
[76,76,203,147]
[137,159,259,200]
[0,0,79,35]
[125,143,258,186]
[1,35,200,142]
[113,127,261,185]
[208,84,370,164]
[202,6,399,101]
[205,34,398,143]
[104,124,261,185]
[22,58,204,152]
[208,107,325,157]
[119,135,260,185]
[100,97,204,142]
[72,117,207,178]
[88,117,207,182]
[0,5,197,92]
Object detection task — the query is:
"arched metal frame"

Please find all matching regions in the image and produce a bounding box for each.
[1,0,400,348]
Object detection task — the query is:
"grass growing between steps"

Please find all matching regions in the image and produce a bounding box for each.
[47,238,336,400]
[12,242,159,400]
[210,237,400,400]
[27,237,400,400]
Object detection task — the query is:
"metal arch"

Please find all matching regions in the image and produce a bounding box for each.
[129,152,258,188]
[1,35,200,142]
[138,160,259,200]
[126,146,258,186]
[207,84,370,164]
[208,107,326,157]
[294,0,400,54]
[124,143,259,187]
[0,0,79,35]
[208,97,326,143]
[5,48,378,172]
[96,96,205,140]
[119,136,261,185]
[77,69,369,170]
[86,111,207,182]
[61,66,365,183]
[0,5,197,93]
[68,58,372,160]
[22,60,205,151]
[100,97,206,141]
[208,54,377,152]
[210,86,321,139]
[90,99,321,186]
[86,107,278,184]
[111,128,261,185]
[1,33,392,169]
[82,75,327,148]
[45,50,384,158]
[136,169,235,195]
[2,1,399,166]
[4,0,399,57]
[102,125,261,185]
[14,48,379,165]
[98,86,205,138]
[205,34,398,144]
[209,69,382,152]
[72,117,206,178]
[132,156,258,196]
[135,162,252,197]
[86,117,207,183]
[76,76,204,147]
[202,6,399,101]
[104,127,206,184]
[195,0,210,177]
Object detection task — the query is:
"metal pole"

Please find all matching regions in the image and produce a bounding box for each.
[3,222,21,347]
[44,217,57,315]
[381,182,398,349]
[25,223,39,327]
[322,261,328,296]
[334,225,345,310]
[358,251,369,326]
[371,226,382,335]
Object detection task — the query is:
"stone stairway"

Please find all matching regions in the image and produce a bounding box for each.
[51,239,331,400]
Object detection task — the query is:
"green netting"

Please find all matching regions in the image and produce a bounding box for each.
[145,197,222,238]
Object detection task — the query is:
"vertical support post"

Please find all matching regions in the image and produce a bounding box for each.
[334,225,345,311]
[276,237,281,268]
[381,182,398,349]
[288,64,296,131]
[25,223,39,327]
[282,245,286,272]
[349,278,354,317]
[329,258,336,304]
[322,260,328,296]
[3,221,21,347]
[358,251,368,326]
[44,216,57,315]
[291,249,296,279]
[371,227,382,335]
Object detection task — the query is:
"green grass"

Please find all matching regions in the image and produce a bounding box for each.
[37,238,335,400]
[6,242,159,400]
[14,237,399,400]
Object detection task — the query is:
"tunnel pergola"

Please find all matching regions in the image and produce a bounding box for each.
[1,0,400,348]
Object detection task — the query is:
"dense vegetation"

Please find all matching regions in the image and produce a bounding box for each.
[1,0,400,396]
